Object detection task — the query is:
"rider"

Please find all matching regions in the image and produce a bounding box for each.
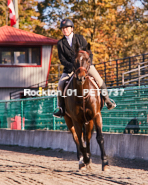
[53,19,116,118]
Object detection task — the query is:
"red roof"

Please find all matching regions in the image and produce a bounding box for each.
[0,25,58,45]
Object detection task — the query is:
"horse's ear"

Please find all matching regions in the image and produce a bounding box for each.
[75,42,80,54]
[86,43,91,51]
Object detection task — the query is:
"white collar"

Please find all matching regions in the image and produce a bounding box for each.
[65,32,73,47]
[65,32,73,40]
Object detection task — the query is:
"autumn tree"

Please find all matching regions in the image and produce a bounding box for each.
[0,0,45,34]
[37,0,71,75]
[0,0,8,26]
[69,0,146,62]
[1,0,148,82]
[18,0,45,32]
[37,0,70,28]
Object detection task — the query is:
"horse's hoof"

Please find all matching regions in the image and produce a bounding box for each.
[85,158,92,171]
[79,156,85,170]
[102,165,110,171]
[102,160,110,171]
[79,163,86,170]
[86,163,92,171]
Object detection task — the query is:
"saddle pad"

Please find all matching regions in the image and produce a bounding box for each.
[63,75,100,97]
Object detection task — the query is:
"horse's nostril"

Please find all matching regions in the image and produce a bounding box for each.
[77,76,86,83]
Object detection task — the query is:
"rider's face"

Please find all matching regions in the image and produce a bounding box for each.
[62,26,73,36]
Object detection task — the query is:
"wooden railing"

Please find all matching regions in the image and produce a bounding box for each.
[122,61,148,86]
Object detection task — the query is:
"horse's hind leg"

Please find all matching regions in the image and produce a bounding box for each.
[64,114,84,169]
[94,113,109,171]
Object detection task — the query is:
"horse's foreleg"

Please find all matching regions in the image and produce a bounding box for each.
[94,113,109,171]
[73,122,90,166]
[85,120,94,169]
[64,114,84,168]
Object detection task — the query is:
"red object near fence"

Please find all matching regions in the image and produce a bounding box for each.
[11,116,25,130]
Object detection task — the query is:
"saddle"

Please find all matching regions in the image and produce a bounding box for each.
[63,75,100,97]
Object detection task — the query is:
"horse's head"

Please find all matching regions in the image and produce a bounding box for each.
[74,42,91,85]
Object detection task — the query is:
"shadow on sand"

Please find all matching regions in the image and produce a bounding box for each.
[0,144,147,172]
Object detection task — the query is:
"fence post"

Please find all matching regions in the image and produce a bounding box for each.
[142,54,145,63]
[104,62,106,84]
[21,100,24,130]
[142,54,145,75]
[129,57,131,81]
[138,64,140,86]
[122,72,124,86]
[53,97,56,130]
[116,60,118,86]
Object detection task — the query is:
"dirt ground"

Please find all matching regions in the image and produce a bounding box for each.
[0,145,147,185]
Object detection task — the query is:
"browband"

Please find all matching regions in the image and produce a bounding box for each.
[78,50,89,56]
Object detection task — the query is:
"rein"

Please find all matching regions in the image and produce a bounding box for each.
[74,50,90,124]
[83,87,89,124]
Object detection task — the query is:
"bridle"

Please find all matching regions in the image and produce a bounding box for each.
[75,50,90,75]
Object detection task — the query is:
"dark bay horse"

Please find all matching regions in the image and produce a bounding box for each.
[63,43,109,171]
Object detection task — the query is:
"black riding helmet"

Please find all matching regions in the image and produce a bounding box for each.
[60,19,74,29]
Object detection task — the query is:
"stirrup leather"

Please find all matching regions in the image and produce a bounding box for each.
[53,106,63,113]
[53,107,64,118]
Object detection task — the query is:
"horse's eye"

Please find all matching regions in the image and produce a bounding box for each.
[87,58,90,62]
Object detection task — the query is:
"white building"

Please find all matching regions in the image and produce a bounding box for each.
[0,25,57,100]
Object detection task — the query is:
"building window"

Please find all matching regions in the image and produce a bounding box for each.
[0,47,41,65]
[2,51,11,64]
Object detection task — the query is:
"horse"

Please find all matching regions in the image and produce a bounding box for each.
[63,43,109,171]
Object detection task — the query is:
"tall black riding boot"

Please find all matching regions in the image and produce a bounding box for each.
[53,96,65,118]
[100,82,116,110]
